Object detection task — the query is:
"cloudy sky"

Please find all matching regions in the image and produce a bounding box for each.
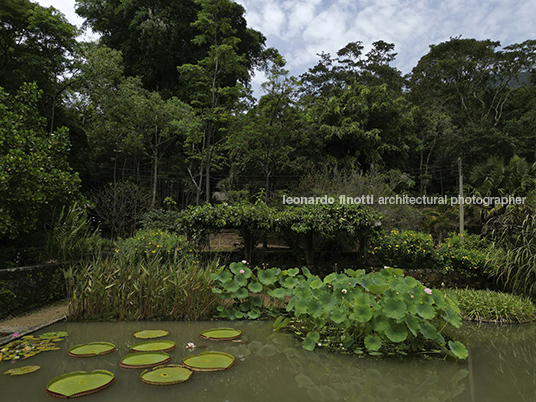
[35,0,536,85]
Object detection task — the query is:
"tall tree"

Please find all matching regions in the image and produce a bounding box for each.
[227,49,305,201]
[178,0,264,204]
[0,83,82,241]
[0,0,79,129]
[75,0,265,99]
[410,38,536,166]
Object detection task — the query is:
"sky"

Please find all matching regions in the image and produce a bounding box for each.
[35,0,536,89]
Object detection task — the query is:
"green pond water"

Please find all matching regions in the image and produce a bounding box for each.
[1,320,535,401]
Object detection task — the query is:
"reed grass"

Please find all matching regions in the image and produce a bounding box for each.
[64,254,221,321]
[448,288,536,323]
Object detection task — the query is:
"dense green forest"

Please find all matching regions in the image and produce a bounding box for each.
[1,0,536,258]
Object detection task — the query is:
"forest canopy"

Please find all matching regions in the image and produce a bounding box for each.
[1,0,536,250]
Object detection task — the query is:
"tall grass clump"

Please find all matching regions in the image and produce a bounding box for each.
[64,256,221,321]
[487,206,536,299]
[448,288,536,323]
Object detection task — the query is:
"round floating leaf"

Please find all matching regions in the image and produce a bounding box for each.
[120,352,171,369]
[130,340,175,353]
[182,351,235,372]
[133,330,169,339]
[448,341,469,360]
[140,365,193,385]
[46,370,114,398]
[3,365,41,376]
[68,342,116,358]
[383,299,407,321]
[40,332,68,339]
[200,328,242,341]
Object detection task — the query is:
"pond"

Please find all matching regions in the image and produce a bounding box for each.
[1,320,535,401]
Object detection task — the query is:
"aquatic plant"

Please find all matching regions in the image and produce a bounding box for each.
[212,262,468,359]
[447,288,536,323]
[64,256,221,320]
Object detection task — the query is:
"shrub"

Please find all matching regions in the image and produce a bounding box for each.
[372,230,441,270]
[437,234,490,276]
[212,262,468,359]
[448,288,536,323]
[115,229,196,265]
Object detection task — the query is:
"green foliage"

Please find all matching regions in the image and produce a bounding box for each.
[436,234,491,275]
[45,202,103,263]
[212,262,468,359]
[373,230,490,277]
[372,230,440,269]
[115,229,196,265]
[448,288,536,323]
[0,83,82,240]
[65,256,220,321]
[487,206,536,299]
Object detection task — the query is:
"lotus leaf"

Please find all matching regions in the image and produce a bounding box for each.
[306,299,324,318]
[383,299,408,320]
[3,365,41,376]
[200,328,242,341]
[302,331,320,351]
[258,269,278,285]
[68,342,116,358]
[140,365,193,385]
[133,330,169,339]
[364,335,382,352]
[46,370,114,398]
[448,340,469,359]
[120,352,171,369]
[287,268,299,277]
[416,302,436,320]
[385,321,408,342]
[247,282,263,293]
[353,305,373,323]
[420,321,439,340]
[231,287,248,299]
[182,351,235,371]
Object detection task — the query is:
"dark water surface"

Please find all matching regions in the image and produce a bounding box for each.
[1,320,535,401]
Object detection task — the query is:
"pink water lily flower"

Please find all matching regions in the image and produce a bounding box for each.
[424,288,433,295]
[239,269,245,274]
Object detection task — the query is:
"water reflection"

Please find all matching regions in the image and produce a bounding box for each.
[1,320,536,401]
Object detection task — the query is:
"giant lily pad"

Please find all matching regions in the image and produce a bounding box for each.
[46,370,114,398]
[140,365,193,385]
[68,342,116,358]
[3,365,41,376]
[130,340,175,353]
[182,351,235,372]
[133,330,169,339]
[200,328,242,341]
[120,352,171,369]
